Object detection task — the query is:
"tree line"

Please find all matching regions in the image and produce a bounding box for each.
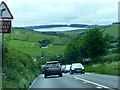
[50,28,114,65]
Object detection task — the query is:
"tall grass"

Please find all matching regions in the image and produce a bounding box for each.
[85,61,120,76]
[2,47,42,88]
[0,34,2,89]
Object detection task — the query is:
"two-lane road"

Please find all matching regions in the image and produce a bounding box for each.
[29,73,119,89]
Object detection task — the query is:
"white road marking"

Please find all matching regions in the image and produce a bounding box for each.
[97,86,103,89]
[29,77,37,88]
[65,74,114,90]
[83,82,87,83]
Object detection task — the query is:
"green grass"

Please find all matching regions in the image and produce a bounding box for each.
[13,45,66,57]
[0,34,2,89]
[101,24,118,38]
[9,40,39,48]
[11,29,69,44]
[60,29,88,36]
[5,25,118,58]
[2,47,42,88]
[85,61,120,76]
[5,29,69,57]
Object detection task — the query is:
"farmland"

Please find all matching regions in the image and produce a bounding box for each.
[4,24,118,58]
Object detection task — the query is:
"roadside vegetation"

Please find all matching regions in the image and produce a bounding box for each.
[62,25,119,76]
[2,37,42,88]
[50,25,119,76]
[2,24,119,88]
[0,34,2,89]
[85,61,120,76]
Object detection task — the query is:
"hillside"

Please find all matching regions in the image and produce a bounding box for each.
[6,29,69,57]
[5,24,118,58]
[101,24,118,39]
[23,23,113,30]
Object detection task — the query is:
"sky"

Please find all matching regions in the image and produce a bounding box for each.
[0,0,119,27]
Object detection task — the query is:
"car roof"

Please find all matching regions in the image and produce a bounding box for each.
[65,65,71,66]
[72,63,82,65]
[46,61,59,64]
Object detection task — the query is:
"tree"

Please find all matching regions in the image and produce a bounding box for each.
[84,28,112,59]
[49,54,64,64]
[64,28,112,64]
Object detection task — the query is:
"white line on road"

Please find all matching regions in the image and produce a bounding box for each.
[65,74,114,90]
[29,77,37,88]
[97,86,102,89]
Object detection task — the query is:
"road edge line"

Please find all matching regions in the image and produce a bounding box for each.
[29,77,37,89]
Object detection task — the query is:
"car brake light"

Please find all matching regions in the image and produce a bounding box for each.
[46,67,49,69]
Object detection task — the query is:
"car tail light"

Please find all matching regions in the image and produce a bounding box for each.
[46,67,49,69]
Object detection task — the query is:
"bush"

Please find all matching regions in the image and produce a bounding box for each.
[2,47,41,88]
[90,53,118,64]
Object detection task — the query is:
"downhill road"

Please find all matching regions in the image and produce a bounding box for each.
[29,73,119,89]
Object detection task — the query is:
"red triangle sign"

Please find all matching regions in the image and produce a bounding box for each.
[0,1,13,19]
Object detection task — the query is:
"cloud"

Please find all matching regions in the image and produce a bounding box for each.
[1,0,119,26]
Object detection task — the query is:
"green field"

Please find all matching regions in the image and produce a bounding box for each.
[5,24,118,58]
[6,29,69,57]
[60,29,88,36]
[101,24,118,38]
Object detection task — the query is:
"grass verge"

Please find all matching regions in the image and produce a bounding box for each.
[85,61,120,76]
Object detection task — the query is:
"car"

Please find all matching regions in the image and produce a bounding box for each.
[44,61,62,78]
[41,65,45,74]
[70,63,85,74]
[61,65,66,73]
[62,65,71,73]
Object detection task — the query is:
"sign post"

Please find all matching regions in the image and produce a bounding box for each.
[2,33,4,68]
[0,1,14,68]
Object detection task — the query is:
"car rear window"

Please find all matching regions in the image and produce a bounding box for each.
[72,63,83,68]
[46,62,59,67]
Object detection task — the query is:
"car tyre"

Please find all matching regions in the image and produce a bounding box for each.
[70,71,73,74]
[59,73,62,77]
[44,74,47,78]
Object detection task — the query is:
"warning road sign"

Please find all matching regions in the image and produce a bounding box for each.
[0,1,13,19]
[0,20,11,33]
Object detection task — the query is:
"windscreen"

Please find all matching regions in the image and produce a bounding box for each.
[65,65,71,69]
[72,63,83,68]
[47,62,59,67]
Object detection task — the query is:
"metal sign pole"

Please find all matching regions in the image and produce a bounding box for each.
[2,33,4,68]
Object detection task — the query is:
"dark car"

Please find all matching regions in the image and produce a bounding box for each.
[70,63,85,74]
[44,61,62,78]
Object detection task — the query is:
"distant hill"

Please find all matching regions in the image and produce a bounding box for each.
[112,22,120,25]
[13,22,119,31]
[25,24,68,30]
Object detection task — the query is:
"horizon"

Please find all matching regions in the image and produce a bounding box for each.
[13,22,115,28]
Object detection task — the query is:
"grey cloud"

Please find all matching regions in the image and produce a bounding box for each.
[11,0,118,27]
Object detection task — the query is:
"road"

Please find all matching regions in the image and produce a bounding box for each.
[29,73,119,89]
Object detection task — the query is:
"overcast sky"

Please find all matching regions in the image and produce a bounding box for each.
[0,0,119,27]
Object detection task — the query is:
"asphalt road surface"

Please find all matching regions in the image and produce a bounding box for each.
[29,73,119,89]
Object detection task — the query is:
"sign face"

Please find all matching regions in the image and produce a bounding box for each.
[0,20,11,33]
[0,1,13,19]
